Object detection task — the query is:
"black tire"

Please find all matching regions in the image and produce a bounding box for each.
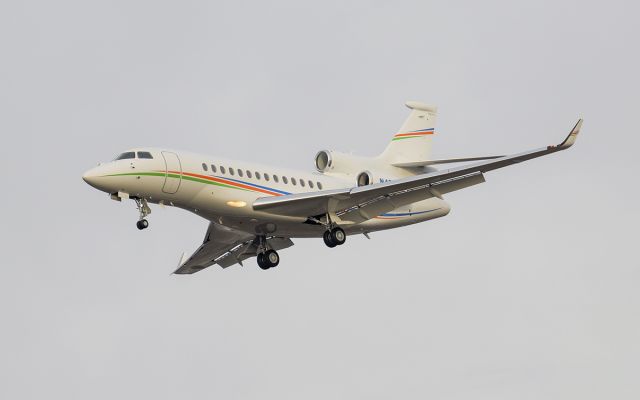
[257,253,270,270]
[323,230,337,248]
[136,219,148,230]
[264,250,279,268]
[330,227,346,245]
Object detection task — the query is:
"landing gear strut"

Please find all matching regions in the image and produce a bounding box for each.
[319,213,346,248]
[134,198,151,230]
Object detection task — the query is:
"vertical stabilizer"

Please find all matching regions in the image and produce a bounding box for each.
[379,101,437,164]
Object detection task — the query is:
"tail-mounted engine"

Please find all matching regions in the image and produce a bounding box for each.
[315,150,378,186]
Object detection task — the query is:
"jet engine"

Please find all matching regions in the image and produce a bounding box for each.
[315,150,378,186]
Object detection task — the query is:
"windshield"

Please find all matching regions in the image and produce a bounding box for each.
[114,152,135,160]
[137,151,153,159]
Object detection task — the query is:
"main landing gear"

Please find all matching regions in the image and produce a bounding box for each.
[256,236,279,270]
[257,249,280,270]
[323,226,346,248]
[134,198,151,230]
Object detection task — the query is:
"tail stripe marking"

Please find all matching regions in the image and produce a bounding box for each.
[392,128,435,141]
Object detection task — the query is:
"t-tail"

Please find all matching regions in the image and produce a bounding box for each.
[378,101,437,165]
[379,101,505,169]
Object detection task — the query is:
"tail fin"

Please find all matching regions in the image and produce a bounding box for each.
[379,101,437,164]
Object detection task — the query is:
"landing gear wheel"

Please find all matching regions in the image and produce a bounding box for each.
[257,253,270,270]
[264,250,280,268]
[134,198,151,230]
[136,219,149,230]
[323,230,337,248]
[257,250,279,269]
[330,227,346,245]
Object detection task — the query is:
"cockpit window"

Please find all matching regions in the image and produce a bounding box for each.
[114,152,135,160]
[137,151,153,159]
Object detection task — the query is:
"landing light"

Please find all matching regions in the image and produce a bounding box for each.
[226,200,247,208]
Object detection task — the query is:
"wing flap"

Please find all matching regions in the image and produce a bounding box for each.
[215,242,256,268]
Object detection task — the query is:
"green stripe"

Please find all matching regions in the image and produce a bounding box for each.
[105,172,252,192]
[106,172,167,178]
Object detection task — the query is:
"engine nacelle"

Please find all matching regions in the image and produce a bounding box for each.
[315,150,378,186]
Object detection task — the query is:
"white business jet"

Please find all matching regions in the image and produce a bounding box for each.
[83,102,581,273]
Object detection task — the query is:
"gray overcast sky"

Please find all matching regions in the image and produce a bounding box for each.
[1,0,639,399]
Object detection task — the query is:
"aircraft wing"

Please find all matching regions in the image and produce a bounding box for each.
[173,222,294,274]
[253,120,582,223]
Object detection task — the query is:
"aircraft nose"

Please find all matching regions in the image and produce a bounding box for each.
[83,168,95,184]
[82,166,103,189]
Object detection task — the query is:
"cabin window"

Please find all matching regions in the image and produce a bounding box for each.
[300,179,305,187]
[264,173,270,181]
[238,169,243,177]
[291,177,297,185]
[283,176,288,184]
[202,163,208,171]
[273,175,279,183]
[211,164,217,173]
[317,182,323,190]
[229,167,235,176]
[246,170,252,178]
[114,152,135,160]
[137,151,153,159]
[220,166,226,174]
[308,180,314,188]
[255,172,261,180]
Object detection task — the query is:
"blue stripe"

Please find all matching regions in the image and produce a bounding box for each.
[214,175,291,195]
[409,128,435,133]
[382,208,441,217]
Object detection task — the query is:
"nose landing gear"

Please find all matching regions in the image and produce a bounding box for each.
[136,219,149,230]
[134,198,151,230]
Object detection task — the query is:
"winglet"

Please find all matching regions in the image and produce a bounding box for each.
[550,119,582,150]
[172,252,187,274]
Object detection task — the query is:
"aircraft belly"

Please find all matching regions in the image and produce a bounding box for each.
[167,179,451,238]
[185,184,311,236]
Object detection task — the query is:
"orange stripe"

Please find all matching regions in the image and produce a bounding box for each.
[168,170,281,196]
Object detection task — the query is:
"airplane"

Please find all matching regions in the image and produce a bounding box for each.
[82,101,581,273]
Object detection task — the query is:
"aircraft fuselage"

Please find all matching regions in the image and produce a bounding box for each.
[82,148,451,238]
